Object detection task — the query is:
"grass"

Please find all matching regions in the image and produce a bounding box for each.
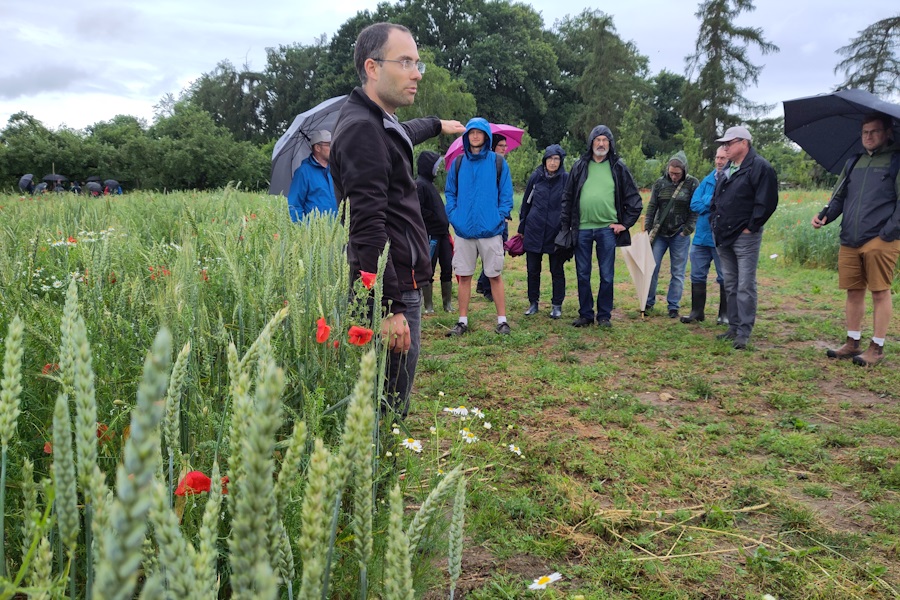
[408,188,900,596]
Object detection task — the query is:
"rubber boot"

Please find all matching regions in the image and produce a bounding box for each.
[441,281,454,312]
[716,282,729,325]
[681,282,707,323]
[422,283,435,314]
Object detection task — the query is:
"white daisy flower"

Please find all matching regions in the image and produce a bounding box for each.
[429,426,437,434]
[401,438,423,453]
[471,407,485,419]
[438,391,445,397]
[509,444,522,456]
[483,422,492,430]
[528,572,562,590]
[392,427,400,435]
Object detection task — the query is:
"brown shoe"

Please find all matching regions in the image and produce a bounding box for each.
[826,336,862,359]
[852,341,884,367]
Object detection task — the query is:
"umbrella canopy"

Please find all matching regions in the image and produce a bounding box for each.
[104,179,120,188]
[86,181,103,195]
[269,94,348,196]
[42,174,67,182]
[783,89,900,174]
[444,123,525,166]
[620,231,656,314]
[18,174,34,190]
[85,175,102,182]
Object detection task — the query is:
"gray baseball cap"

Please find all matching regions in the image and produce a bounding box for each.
[309,130,332,145]
[716,126,752,143]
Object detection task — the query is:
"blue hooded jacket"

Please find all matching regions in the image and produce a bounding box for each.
[445,117,514,239]
[690,168,718,247]
[287,154,337,221]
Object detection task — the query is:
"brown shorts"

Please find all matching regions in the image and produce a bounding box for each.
[838,237,900,291]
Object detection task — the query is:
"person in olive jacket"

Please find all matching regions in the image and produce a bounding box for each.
[643,151,699,318]
[519,144,568,319]
[330,22,463,416]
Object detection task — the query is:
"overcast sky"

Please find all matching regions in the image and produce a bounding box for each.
[1,0,896,132]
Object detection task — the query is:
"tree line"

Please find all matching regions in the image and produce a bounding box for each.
[1,1,896,192]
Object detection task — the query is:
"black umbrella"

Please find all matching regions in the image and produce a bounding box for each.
[86,181,103,195]
[18,174,34,191]
[103,179,119,187]
[783,89,900,174]
[42,173,68,182]
[269,94,347,196]
[86,175,101,182]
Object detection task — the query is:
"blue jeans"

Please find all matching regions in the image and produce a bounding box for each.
[689,244,724,285]
[717,230,763,338]
[575,228,616,321]
[647,232,691,311]
[386,289,421,418]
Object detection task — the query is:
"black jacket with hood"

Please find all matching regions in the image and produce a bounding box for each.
[416,151,450,236]
[519,144,568,254]
[331,86,442,315]
[559,125,643,247]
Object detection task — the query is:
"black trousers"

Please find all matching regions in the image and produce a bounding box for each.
[430,234,453,283]
[526,250,566,305]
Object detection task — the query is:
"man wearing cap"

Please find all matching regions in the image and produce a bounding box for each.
[287,129,336,221]
[710,125,778,350]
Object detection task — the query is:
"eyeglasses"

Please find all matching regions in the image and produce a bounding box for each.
[721,139,744,148]
[862,128,885,137]
[372,58,426,74]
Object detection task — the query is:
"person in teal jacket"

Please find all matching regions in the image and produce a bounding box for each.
[287,130,336,221]
[444,117,514,336]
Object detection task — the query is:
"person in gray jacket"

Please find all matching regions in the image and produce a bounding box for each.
[812,113,900,367]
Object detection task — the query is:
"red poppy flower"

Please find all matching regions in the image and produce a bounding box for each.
[220,475,229,495]
[42,363,59,375]
[333,340,339,348]
[67,236,77,244]
[43,441,52,454]
[96,423,115,443]
[108,271,117,284]
[273,233,280,240]
[200,269,209,282]
[175,471,212,496]
[348,325,374,346]
[316,317,331,344]
[360,271,377,290]
[250,213,257,219]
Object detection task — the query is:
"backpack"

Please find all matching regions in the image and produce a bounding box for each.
[452,153,504,195]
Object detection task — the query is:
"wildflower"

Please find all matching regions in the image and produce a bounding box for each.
[108,271,117,284]
[333,340,339,348]
[528,572,562,590]
[316,317,331,344]
[438,391,445,397]
[459,428,478,444]
[385,451,393,458]
[273,233,280,240]
[359,270,377,289]
[175,471,212,495]
[401,438,423,453]
[483,422,492,430]
[392,427,400,435]
[443,406,468,417]
[250,213,257,219]
[200,269,209,282]
[429,426,437,434]
[348,325,374,346]
[96,423,115,443]
[509,444,522,456]
[44,441,52,454]
[67,236,77,244]
[471,407,485,419]
[42,363,60,375]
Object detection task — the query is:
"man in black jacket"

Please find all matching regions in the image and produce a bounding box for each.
[331,22,463,417]
[710,126,778,350]
[559,125,642,327]
[416,150,453,314]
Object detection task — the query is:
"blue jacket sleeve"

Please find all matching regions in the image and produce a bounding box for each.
[691,172,715,215]
[287,167,307,222]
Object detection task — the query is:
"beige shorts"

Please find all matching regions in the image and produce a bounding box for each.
[453,235,505,277]
[838,237,900,291]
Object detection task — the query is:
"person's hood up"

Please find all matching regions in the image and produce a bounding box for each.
[542,144,567,173]
[417,150,441,181]
[463,117,492,159]
[667,150,688,179]
[586,125,616,159]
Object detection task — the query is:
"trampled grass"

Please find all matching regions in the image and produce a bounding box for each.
[0,187,897,598]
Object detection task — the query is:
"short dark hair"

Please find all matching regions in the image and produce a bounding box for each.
[491,134,507,150]
[862,112,893,133]
[354,22,411,84]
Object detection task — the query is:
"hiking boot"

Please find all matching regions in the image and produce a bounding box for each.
[572,317,593,328]
[524,302,539,316]
[550,305,562,319]
[852,341,884,367]
[826,337,862,359]
[495,322,511,335]
[732,336,749,350]
[597,319,612,328]
[446,322,468,337]
[681,282,707,323]
[668,309,679,319]
[717,328,737,341]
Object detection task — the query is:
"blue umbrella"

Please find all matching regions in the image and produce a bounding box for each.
[268,95,347,196]
[783,89,900,174]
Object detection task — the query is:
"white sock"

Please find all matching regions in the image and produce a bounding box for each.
[497,316,507,324]
[848,331,861,340]
[458,316,468,326]
[872,337,885,346]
